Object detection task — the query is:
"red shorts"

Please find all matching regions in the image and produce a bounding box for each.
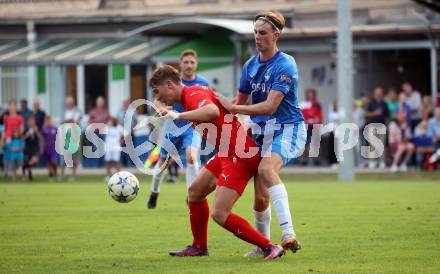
[204,152,261,195]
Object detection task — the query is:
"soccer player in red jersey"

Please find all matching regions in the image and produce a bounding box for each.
[149,65,285,260]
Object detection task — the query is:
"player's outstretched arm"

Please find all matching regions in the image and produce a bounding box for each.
[216,90,284,116]
[163,104,220,122]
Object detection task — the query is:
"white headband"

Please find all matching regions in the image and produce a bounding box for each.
[255,16,281,32]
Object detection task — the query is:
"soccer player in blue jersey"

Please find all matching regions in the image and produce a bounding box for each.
[147,49,209,209]
[217,11,307,256]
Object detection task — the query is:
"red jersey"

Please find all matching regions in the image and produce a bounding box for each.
[301,99,323,124]
[180,86,258,156]
[3,114,23,139]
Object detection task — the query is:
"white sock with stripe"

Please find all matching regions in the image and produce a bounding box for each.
[268,183,296,238]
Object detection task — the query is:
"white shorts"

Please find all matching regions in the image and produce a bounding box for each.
[105,150,121,162]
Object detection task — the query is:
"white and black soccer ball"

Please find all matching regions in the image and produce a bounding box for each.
[107,171,140,203]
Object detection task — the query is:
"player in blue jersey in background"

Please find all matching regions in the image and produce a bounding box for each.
[217,11,306,256]
[148,49,209,209]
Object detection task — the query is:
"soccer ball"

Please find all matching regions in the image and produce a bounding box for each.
[107,171,140,203]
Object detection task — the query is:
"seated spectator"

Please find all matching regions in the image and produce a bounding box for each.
[397,92,412,125]
[353,95,369,167]
[422,95,433,118]
[388,111,414,172]
[428,107,440,163]
[413,110,434,169]
[402,81,422,130]
[385,88,399,120]
[365,87,389,169]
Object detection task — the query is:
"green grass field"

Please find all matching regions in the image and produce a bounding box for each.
[1,173,440,274]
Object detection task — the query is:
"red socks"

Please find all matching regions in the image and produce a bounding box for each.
[188,200,209,250]
[188,201,271,251]
[223,213,271,250]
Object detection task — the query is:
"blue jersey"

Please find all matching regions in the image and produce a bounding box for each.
[171,74,209,128]
[8,139,25,160]
[239,51,304,125]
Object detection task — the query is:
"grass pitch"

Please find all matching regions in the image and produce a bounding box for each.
[0,173,439,274]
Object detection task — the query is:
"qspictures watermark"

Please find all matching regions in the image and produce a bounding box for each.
[55,99,388,175]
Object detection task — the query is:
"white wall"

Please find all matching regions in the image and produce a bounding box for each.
[108,64,130,116]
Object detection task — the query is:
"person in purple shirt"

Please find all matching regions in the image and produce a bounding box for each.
[42,116,58,181]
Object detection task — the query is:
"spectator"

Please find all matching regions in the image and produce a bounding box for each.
[428,107,440,163]
[415,110,431,136]
[388,111,414,173]
[422,95,433,118]
[300,88,323,166]
[116,98,137,127]
[0,106,3,174]
[7,129,25,181]
[1,100,24,179]
[325,100,339,167]
[116,98,138,167]
[23,115,43,181]
[88,97,110,167]
[328,100,339,126]
[353,95,369,167]
[32,99,46,130]
[413,110,434,169]
[60,96,83,181]
[402,81,422,130]
[365,87,389,168]
[2,99,24,143]
[20,99,31,130]
[385,88,399,120]
[63,96,82,124]
[42,116,58,181]
[397,92,412,124]
[104,117,124,181]
[301,89,323,125]
[89,96,110,124]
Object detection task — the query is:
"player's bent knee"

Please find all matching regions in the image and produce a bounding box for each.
[187,184,204,202]
[187,184,198,200]
[210,207,228,225]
